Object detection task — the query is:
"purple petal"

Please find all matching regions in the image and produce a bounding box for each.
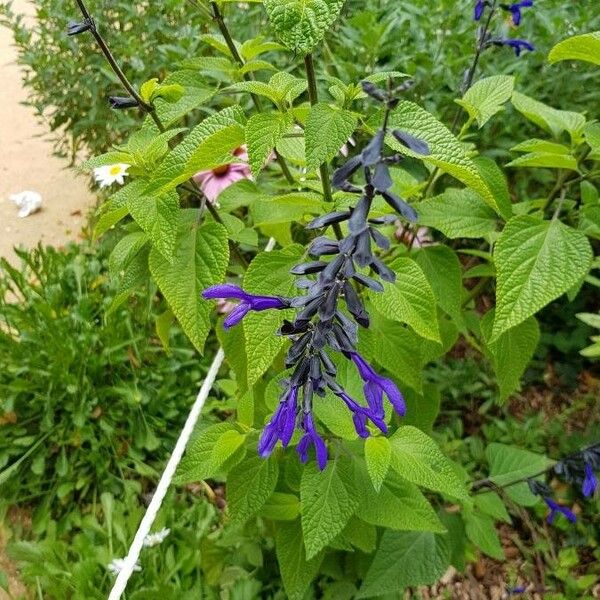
[202,283,249,301]
[313,433,329,470]
[379,378,406,417]
[364,381,384,417]
[223,303,251,328]
[352,412,370,439]
[248,296,288,311]
[582,464,598,498]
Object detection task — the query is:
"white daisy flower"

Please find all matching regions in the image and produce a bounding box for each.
[94,163,130,188]
[143,527,171,548]
[107,557,141,575]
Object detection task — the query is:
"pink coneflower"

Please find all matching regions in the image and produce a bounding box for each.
[193,146,252,204]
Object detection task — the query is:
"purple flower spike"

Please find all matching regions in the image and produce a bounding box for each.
[202,284,288,329]
[258,386,299,458]
[296,413,328,470]
[582,463,598,498]
[350,352,406,418]
[474,0,485,21]
[544,497,576,525]
[505,0,533,26]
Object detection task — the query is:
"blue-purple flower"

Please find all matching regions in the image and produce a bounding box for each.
[544,497,576,525]
[504,0,534,26]
[258,385,299,458]
[336,390,388,438]
[350,352,406,419]
[582,463,598,498]
[494,38,535,56]
[474,0,486,20]
[202,284,288,329]
[296,412,328,470]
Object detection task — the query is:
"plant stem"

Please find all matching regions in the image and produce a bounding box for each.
[304,53,343,240]
[209,1,295,185]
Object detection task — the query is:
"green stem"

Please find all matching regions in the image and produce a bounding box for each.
[304,53,342,239]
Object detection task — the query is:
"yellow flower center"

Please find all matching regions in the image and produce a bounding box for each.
[109,165,122,176]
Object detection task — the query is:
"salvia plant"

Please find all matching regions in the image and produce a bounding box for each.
[67,0,599,595]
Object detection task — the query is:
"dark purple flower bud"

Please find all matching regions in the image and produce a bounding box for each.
[286,333,312,367]
[582,463,598,498]
[335,310,358,341]
[296,296,323,323]
[319,285,339,322]
[343,282,369,328]
[543,497,576,525]
[362,130,385,167]
[319,350,337,376]
[290,261,327,275]
[352,272,384,292]
[361,81,387,102]
[291,357,310,387]
[354,230,373,268]
[370,257,396,283]
[369,226,390,250]
[329,323,356,353]
[320,253,346,282]
[67,19,92,36]
[474,0,486,21]
[307,210,351,230]
[296,412,328,470]
[492,38,535,56]
[372,163,393,191]
[258,385,299,457]
[309,237,339,257]
[392,130,430,155]
[350,352,406,417]
[203,284,288,329]
[380,191,418,222]
[348,196,370,234]
[527,478,552,498]
[369,215,397,225]
[109,96,139,110]
[333,155,363,189]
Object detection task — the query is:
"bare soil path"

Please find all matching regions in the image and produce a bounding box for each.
[0,0,96,264]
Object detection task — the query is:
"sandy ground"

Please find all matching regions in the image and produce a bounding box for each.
[0,0,96,264]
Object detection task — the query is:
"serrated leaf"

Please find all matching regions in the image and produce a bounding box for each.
[414,245,464,323]
[473,155,512,220]
[211,430,247,466]
[260,492,300,521]
[464,512,504,560]
[243,245,303,386]
[357,530,449,598]
[228,80,282,106]
[313,391,357,440]
[491,216,592,340]
[548,32,600,66]
[388,101,498,214]
[456,75,514,128]
[418,189,498,239]
[389,426,468,500]
[275,520,323,600]
[128,189,180,261]
[370,257,440,342]
[511,91,586,139]
[264,0,346,54]
[246,112,291,177]
[227,456,279,524]
[109,231,148,274]
[251,192,324,226]
[364,437,391,492]
[150,216,229,352]
[305,103,357,171]
[482,312,540,402]
[300,456,360,559]
[511,139,571,155]
[342,516,377,553]
[506,152,578,170]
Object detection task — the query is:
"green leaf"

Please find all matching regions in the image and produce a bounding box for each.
[472,156,513,220]
[389,426,469,500]
[305,103,357,171]
[388,101,498,214]
[511,139,572,155]
[511,91,586,139]
[506,152,578,170]
[108,231,148,275]
[264,0,346,54]
[491,216,592,340]
[370,257,440,342]
[417,188,498,239]
[584,122,600,159]
[228,456,279,524]
[357,531,449,598]
[482,312,540,401]
[475,492,511,524]
[246,112,291,177]
[251,193,324,226]
[342,517,377,553]
[175,423,241,483]
[548,32,600,66]
[150,217,229,352]
[243,245,303,386]
[300,456,360,559]
[276,520,323,600]
[364,436,391,492]
[402,383,441,434]
[456,75,514,128]
[414,245,464,323]
[128,189,180,261]
[260,492,300,521]
[217,322,247,390]
[313,391,357,440]
[464,512,504,560]
[211,430,246,466]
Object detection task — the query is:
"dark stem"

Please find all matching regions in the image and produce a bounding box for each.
[304,53,343,240]
[209,1,295,185]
